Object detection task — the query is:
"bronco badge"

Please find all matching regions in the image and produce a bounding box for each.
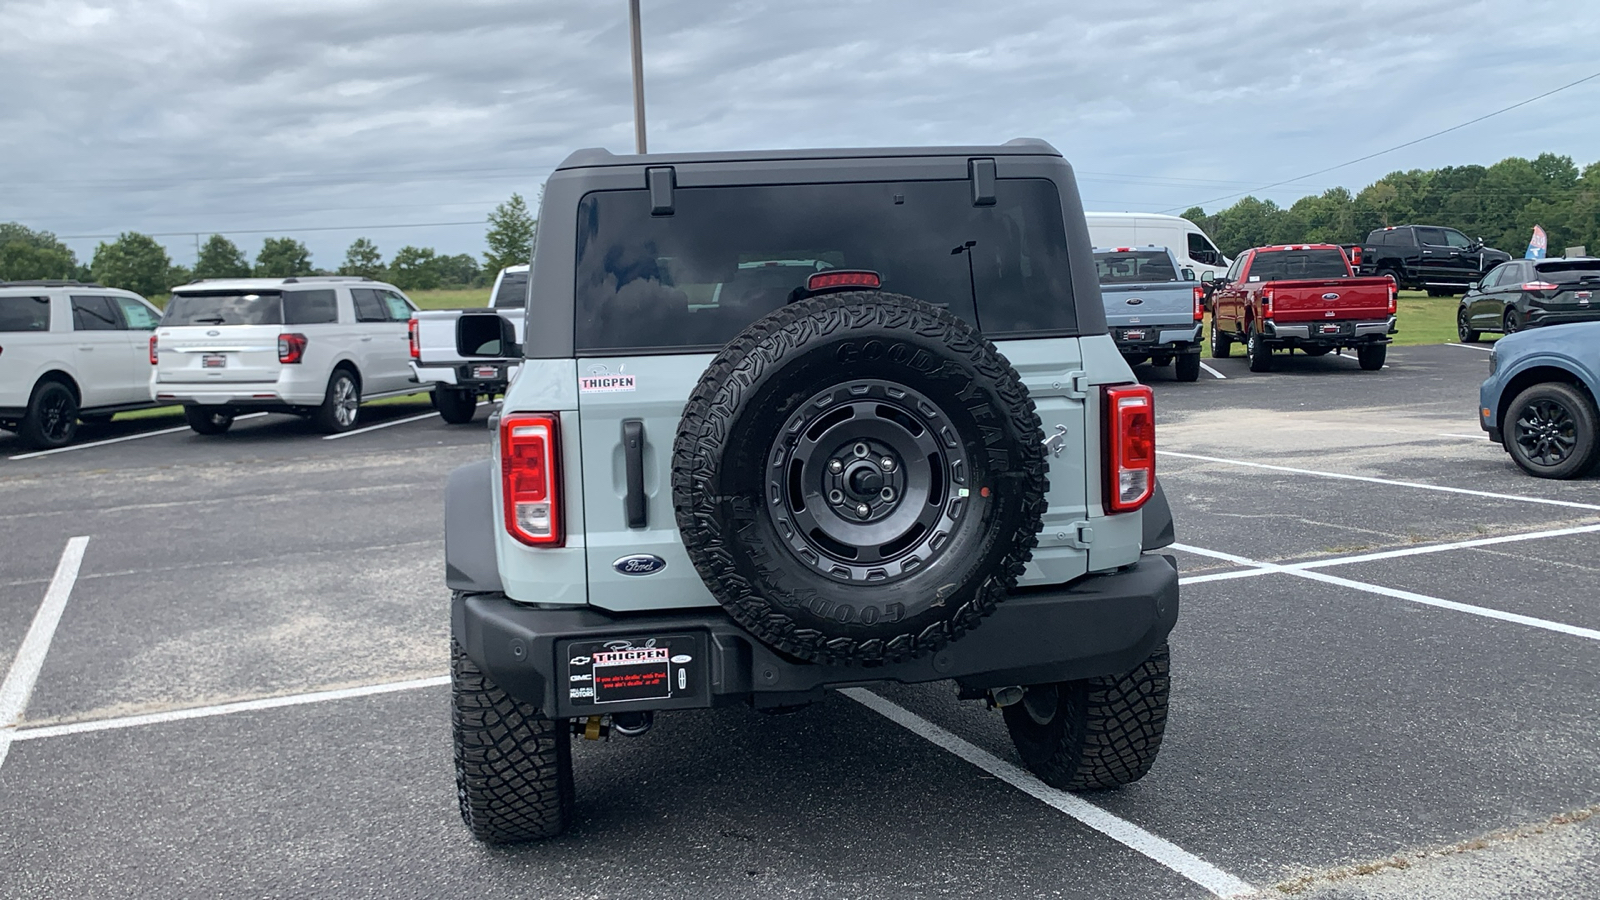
[612,554,667,576]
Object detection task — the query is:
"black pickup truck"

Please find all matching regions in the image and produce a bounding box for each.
[1342,225,1510,296]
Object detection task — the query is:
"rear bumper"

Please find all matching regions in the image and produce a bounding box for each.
[1111,322,1202,355]
[154,379,324,407]
[453,554,1181,718]
[1264,317,1395,342]
[1526,309,1600,328]
[409,361,515,390]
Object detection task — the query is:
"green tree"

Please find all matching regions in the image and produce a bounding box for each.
[254,237,314,277]
[0,223,80,281]
[339,237,385,279]
[387,245,441,291]
[90,232,173,297]
[434,253,481,287]
[484,192,537,273]
[193,234,251,280]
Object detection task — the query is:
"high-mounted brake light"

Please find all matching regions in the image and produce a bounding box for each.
[501,413,563,546]
[408,318,420,359]
[1192,285,1205,320]
[806,270,881,293]
[1261,290,1275,320]
[1521,281,1559,292]
[1103,384,1155,514]
[149,335,158,364]
[278,333,308,364]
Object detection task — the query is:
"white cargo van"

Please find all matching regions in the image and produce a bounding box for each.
[1085,213,1229,279]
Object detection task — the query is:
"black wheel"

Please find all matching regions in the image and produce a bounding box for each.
[673,291,1047,666]
[1150,354,1172,368]
[1247,329,1273,372]
[1503,309,1522,335]
[434,387,478,425]
[1357,344,1387,371]
[1173,353,1201,382]
[19,380,79,449]
[1209,318,1232,358]
[1004,642,1170,790]
[1378,268,1403,292]
[313,368,361,434]
[1503,382,1600,479]
[451,637,573,843]
[184,406,235,435]
[1457,309,1481,343]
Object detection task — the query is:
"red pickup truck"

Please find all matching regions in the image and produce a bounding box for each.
[1209,244,1397,372]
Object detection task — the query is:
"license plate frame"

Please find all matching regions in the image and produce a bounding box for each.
[1122,329,1148,342]
[560,632,707,715]
[470,364,501,380]
[202,353,227,369]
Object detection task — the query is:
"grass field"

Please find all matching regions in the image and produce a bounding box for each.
[1201,289,1476,358]
[408,288,491,309]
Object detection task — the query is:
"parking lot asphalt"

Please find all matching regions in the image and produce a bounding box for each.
[2,345,1597,899]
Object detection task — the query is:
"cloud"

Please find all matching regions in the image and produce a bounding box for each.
[1,0,1595,268]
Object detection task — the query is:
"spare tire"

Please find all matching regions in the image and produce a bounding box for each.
[672,291,1047,666]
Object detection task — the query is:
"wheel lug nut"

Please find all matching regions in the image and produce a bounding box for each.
[881,457,895,471]
[856,503,870,518]
[829,459,843,474]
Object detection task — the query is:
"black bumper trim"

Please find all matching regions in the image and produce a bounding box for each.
[453,554,1180,718]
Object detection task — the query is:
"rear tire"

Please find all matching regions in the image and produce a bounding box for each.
[434,387,478,424]
[313,368,361,434]
[1503,382,1600,479]
[1457,310,1481,343]
[1503,309,1522,335]
[1209,318,1232,358]
[1003,642,1171,790]
[1378,267,1403,292]
[184,406,236,435]
[1247,329,1273,372]
[1357,344,1387,371]
[19,380,79,449]
[1174,353,1201,382]
[452,637,574,843]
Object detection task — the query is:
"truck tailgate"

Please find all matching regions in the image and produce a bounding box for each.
[1100,283,1197,328]
[1266,278,1392,321]
[413,308,522,367]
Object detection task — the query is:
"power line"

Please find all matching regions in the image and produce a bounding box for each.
[1166,67,1600,213]
[58,220,484,240]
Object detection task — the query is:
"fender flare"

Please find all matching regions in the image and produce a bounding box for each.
[445,459,504,593]
[1142,478,1175,551]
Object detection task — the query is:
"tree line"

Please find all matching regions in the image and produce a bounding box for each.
[0,193,537,297]
[1181,153,1600,259]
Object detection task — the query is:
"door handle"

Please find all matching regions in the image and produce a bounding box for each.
[622,419,647,529]
[360,336,373,342]
[79,345,94,351]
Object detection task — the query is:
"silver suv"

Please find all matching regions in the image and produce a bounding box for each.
[443,140,1180,842]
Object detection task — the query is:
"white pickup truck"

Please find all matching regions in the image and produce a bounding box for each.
[408,264,527,424]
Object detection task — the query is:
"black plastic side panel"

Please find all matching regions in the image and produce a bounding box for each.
[444,460,505,593]
[1143,478,1176,550]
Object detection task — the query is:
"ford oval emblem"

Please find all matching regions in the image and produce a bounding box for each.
[613,554,667,576]
[206,329,221,336]
[1125,297,1143,305]
[1322,293,1340,300]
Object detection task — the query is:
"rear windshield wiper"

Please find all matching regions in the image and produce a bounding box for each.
[191,316,227,324]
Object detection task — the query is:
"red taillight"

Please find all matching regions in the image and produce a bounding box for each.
[807,270,881,292]
[408,318,420,359]
[149,335,158,364]
[1349,246,1362,266]
[501,413,563,546]
[1192,285,1205,320]
[1103,384,1155,514]
[278,333,307,364]
[1521,281,1559,292]
[1388,283,1398,314]
[1261,290,1274,319]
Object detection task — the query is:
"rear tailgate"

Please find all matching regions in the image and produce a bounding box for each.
[1100,282,1198,330]
[413,309,522,367]
[1265,277,1393,322]
[155,324,283,383]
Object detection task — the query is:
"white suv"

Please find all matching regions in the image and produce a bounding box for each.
[1,280,165,449]
[154,276,425,435]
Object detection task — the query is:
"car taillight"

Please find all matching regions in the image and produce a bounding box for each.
[1103,384,1155,514]
[408,318,420,359]
[1192,285,1205,320]
[502,413,563,546]
[278,333,308,364]
[1349,246,1363,266]
[1388,283,1398,314]
[1521,281,1559,292]
[1261,290,1274,319]
[149,335,158,364]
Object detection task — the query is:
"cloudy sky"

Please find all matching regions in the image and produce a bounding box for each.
[2,0,1597,270]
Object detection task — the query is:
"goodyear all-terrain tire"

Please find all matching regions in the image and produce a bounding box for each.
[451,637,573,843]
[1003,642,1171,790]
[672,291,1047,666]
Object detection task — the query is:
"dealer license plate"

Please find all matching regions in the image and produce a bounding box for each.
[564,634,702,706]
[471,365,500,380]
[1123,329,1147,341]
[202,353,226,369]
[1320,324,1341,335]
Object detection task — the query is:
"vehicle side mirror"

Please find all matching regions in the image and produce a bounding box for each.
[1181,268,1196,281]
[1467,280,1480,292]
[1201,270,1215,283]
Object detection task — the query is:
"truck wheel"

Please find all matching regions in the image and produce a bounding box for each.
[1173,353,1201,382]
[451,637,574,843]
[184,406,236,435]
[1004,641,1170,790]
[1247,330,1273,372]
[434,387,478,424]
[673,291,1047,666]
[313,368,361,434]
[1209,319,1231,358]
[1503,310,1521,335]
[1357,344,1387,371]
[1378,267,1403,291]
[1457,310,1481,343]
[1503,382,1600,479]
[19,380,79,450]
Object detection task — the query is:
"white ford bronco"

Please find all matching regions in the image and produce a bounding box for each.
[444,139,1180,842]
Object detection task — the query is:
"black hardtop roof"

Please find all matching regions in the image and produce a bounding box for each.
[554,137,1061,171]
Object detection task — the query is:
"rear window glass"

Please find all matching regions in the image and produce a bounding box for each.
[493,271,528,308]
[573,179,1076,353]
[1247,249,1349,281]
[163,292,283,326]
[0,296,51,331]
[1535,259,1600,283]
[283,289,338,324]
[1094,250,1178,284]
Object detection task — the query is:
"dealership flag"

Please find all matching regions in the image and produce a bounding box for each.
[1526,225,1548,260]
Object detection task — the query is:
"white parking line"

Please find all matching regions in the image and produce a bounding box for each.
[1438,432,1492,441]
[1199,362,1227,380]
[11,675,449,743]
[1447,343,1495,352]
[1173,542,1600,643]
[322,402,487,441]
[0,536,90,771]
[1158,450,1600,513]
[842,688,1255,898]
[7,413,268,461]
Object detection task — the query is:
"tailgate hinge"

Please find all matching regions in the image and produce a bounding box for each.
[1064,371,1090,399]
[1040,521,1095,549]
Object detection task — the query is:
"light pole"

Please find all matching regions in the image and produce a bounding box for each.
[629,0,647,154]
